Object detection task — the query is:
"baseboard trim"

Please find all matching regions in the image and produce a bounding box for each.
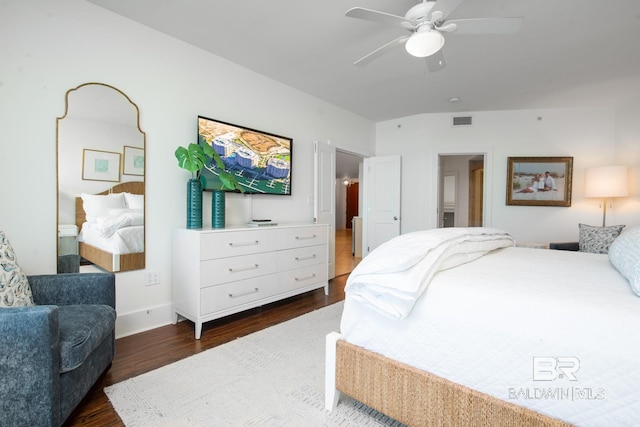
[115,303,174,338]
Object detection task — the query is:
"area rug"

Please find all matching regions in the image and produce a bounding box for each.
[105,302,404,426]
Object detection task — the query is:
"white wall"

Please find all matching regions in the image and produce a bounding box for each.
[0,0,375,337]
[376,108,640,244]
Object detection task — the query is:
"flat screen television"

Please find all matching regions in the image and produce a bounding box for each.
[197,115,292,195]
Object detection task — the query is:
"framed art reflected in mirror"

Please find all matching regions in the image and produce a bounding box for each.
[123,145,144,176]
[82,149,121,182]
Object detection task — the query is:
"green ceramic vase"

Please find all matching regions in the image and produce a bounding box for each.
[212,189,225,228]
[186,179,202,229]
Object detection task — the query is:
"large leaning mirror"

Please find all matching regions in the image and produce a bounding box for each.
[57,82,145,273]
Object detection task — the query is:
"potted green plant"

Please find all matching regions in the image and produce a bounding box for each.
[175,142,242,229]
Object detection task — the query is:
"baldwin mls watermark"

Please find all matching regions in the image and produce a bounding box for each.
[508,356,605,401]
[533,356,580,381]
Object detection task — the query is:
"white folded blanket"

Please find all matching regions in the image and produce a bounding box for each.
[95,209,144,238]
[345,227,515,319]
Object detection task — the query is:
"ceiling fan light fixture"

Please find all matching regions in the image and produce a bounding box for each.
[405,27,445,58]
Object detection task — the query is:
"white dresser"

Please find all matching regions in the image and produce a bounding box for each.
[172,223,329,339]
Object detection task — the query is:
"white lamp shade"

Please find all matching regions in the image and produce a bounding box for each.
[405,28,445,58]
[584,165,629,198]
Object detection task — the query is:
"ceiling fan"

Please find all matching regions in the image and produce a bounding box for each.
[345,0,523,71]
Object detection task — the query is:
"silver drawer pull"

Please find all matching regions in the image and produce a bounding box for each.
[295,273,316,282]
[295,254,317,261]
[229,240,259,247]
[228,288,259,298]
[228,264,259,273]
[295,234,316,240]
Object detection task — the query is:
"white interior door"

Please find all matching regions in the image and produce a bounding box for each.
[314,140,336,279]
[363,155,401,256]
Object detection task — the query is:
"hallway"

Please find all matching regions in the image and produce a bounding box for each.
[334,228,361,277]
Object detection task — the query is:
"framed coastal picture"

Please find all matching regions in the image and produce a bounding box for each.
[123,146,144,176]
[506,156,573,207]
[82,149,121,182]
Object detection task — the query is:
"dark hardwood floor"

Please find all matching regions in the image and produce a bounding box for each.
[63,274,348,426]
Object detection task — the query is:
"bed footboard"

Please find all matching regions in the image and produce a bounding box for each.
[79,242,145,272]
[329,337,571,426]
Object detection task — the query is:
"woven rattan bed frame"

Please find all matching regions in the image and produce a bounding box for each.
[75,181,145,272]
[326,333,571,426]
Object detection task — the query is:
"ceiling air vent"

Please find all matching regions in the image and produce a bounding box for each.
[452,116,473,126]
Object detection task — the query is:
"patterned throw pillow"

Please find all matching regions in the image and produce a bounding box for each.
[609,226,640,296]
[578,223,625,254]
[0,231,35,307]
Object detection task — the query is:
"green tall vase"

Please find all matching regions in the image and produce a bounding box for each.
[211,189,225,229]
[186,179,202,229]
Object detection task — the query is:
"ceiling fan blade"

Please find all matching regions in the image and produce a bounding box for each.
[425,50,447,72]
[444,17,524,34]
[354,35,409,67]
[429,0,465,21]
[345,7,412,28]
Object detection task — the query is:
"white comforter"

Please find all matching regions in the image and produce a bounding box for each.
[345,227,514,319]
[79,222,144,254]
[340,244,640,426]
[95,209,144,238]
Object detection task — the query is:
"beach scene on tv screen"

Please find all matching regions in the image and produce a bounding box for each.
[198,117,291,195]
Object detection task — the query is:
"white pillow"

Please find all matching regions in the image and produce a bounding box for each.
[81,193,126,223]
[608,226,640,296]
[123,192,144,210]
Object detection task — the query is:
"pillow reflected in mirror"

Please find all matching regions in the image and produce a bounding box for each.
[81,193,126,223]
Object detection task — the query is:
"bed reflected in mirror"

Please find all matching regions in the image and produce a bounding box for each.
[57,83,145,273]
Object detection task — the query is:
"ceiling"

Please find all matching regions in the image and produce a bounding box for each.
[86,0,640,180]
[88,0,640,123]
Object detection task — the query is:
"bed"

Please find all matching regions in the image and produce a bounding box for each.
[325,226,640,426]
[76,181,145,272]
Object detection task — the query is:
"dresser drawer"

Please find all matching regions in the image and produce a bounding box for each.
[277,244,327,271]
[278,263,328,291]
[200,229,276,260]
[276,226,327,250]
[200,251,277,287]
[200,275,278,315]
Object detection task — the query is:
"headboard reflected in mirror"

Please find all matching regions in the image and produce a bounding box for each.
[57,83,145,273]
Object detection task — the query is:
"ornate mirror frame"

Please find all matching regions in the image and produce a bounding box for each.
[56,82,146,273]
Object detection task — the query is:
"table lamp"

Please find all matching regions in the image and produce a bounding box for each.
[584,165,628,226]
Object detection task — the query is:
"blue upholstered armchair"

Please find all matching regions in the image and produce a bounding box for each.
[0,273,116,426]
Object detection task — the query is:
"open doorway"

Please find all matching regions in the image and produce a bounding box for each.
[438,154,485,228]
[335,150,363,276]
